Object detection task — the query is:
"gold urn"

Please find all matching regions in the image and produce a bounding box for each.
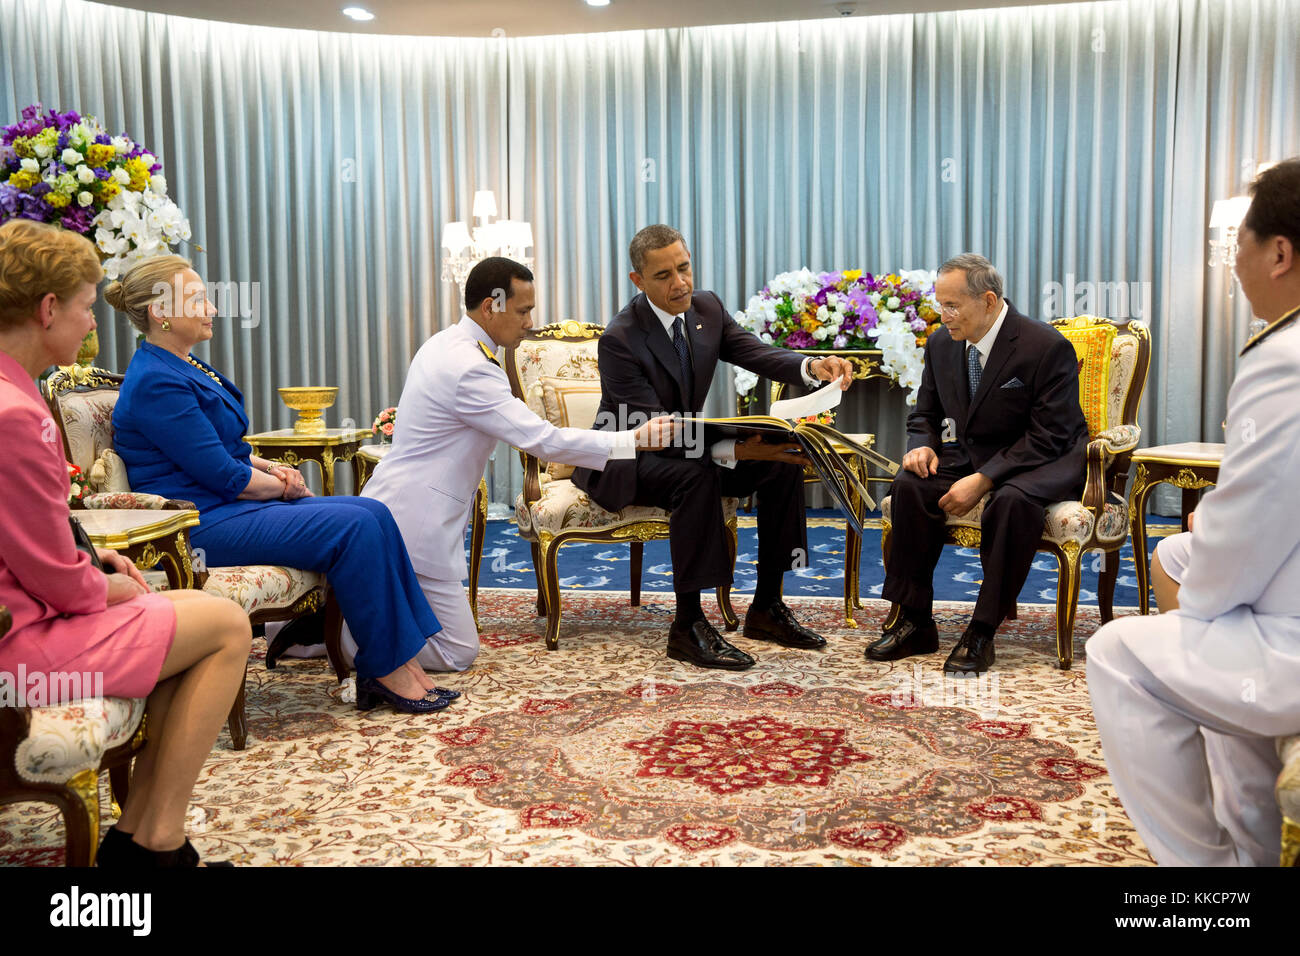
[277,386,339,435]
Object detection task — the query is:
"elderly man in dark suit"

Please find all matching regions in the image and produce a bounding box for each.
[573,224,853,670]
[867,253,1088,675]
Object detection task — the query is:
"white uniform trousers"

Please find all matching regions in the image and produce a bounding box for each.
[342,573,480,673]
[1087,600,1289,865]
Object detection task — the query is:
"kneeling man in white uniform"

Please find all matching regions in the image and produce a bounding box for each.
[1087,157,1300,866]
[357,257,672,671]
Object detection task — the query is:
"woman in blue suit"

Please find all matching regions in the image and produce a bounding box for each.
[108,256,449,715]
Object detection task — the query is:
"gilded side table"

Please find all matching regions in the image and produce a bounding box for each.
[76,508,203,590]
[1128,442,1224,614]
[244,427,372,496]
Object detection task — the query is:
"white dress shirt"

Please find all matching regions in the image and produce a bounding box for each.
[646,298,820,467]
[966,299,1009,369]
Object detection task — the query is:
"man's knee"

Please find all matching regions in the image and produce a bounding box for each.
[982,484,1041,523]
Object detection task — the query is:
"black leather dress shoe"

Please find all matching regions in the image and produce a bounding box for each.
[943,628,996,675]
[265,609,326,669]
[864,617,939,661]
[667,618,756,670]
[743,600,827,649]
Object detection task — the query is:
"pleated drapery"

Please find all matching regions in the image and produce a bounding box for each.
[2,0,1296,512]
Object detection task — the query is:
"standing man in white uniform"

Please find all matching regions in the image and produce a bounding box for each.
[1086,157,1300,866]
[358,257,673,672]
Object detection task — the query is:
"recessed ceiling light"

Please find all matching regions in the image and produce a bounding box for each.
[342,6,375,20]
[585,0,611,7]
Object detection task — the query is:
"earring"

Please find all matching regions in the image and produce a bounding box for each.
[161,320,172,331]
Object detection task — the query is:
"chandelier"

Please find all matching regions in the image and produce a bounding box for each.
[440,190,535,295]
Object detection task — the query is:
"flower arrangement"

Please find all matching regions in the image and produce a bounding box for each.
[372,406,397,442]
[0,104,191,280]
[795,411,836,427]
[734,269,943,406]
[67,462,87,506]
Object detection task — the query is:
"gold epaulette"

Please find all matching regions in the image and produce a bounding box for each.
[1241,304,1300,356]
[478,342,501,367]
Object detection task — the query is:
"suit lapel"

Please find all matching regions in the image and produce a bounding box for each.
[686,303,715,412]
[635,295,691,407]
[965,310,1020,424]
[945,334,970,423]
[147,343,248,426]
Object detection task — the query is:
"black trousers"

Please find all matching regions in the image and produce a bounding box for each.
[882,452,1050,628]
[630,454,807,593]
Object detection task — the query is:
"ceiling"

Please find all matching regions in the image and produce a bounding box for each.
[89,0,1083,38]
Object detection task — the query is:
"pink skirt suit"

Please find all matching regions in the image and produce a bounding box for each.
[0,352,175,703]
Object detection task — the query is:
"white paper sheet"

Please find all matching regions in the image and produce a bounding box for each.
[769,376,845,421]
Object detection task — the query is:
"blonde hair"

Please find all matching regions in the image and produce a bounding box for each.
[103,254,193,334]
[0,220,103,332]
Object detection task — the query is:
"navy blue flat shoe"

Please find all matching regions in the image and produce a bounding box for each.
[426,687,461,701]
[357,677,450,714]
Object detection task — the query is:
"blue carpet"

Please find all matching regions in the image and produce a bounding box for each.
[472,509,1180,607]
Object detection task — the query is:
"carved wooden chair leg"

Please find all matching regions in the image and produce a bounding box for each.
[226,662,248,751]
[61,770,99,867]
[1097,547,1120,624]
[630,541,643,607]
[530,542,545,616]
[1055,545,1084,669]
[323,590,348,683]
[542,539,564,650]
[718,520,740,630]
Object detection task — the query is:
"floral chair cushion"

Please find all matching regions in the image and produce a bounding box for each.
[203,565,324,616]
[82,491,172,510]
[12,696,146,784]
[539,376,605,481]
[87,448,131,494]
[54,388,120,474]
[510,336,602,423]
[516,478,739,541]
[1054,318,1116,437]
[881,491,1128,548]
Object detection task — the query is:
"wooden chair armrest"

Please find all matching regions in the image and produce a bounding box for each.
[522,453,543,506]
[1082,438,1111,514]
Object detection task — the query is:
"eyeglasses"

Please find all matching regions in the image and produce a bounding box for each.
[939,303,964,317]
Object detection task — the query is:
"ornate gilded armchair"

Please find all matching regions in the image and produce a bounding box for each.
[1281,736,1300,866]
[44,366,345,749]
[880,316,1151,668]
[506,321,740,649]
[0,604,148,865]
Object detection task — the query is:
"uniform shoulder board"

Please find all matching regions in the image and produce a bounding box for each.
[478,342,501,367]
[1240,305,1300,356]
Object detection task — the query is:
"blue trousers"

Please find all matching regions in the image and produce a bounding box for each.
[193,496,439,680]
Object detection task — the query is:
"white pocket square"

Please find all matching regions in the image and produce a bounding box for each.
[1000,377,1026,389]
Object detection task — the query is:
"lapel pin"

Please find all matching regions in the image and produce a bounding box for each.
[695,324,702,330]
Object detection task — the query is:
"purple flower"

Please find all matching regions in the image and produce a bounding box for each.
[905,305,918,323]
[94,166,110,180]
[94,133,111,145]
[0,144,16,170]
[786,329,815,349]
[18,193,52,221]
[0,184,21,218]
[833,334,848,349]
[53,110,81,130]
[20,104,42,122]
[29,181,51,197]
[57,131,68,151]
[61,205,95,234]
[911,318,927,333]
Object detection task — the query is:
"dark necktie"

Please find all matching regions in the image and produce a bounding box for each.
[967,344,982,399]
[672,316,693,405]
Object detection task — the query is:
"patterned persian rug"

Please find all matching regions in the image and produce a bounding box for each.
[0,591,1152,867]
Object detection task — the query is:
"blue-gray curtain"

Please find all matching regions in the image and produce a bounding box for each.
[2,0,1296,511]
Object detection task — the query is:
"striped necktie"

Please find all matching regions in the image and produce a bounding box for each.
[672,316,693,405]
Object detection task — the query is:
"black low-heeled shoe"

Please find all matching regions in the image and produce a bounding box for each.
[95,824,134,866]
[97,835,233,867]
[357,677,450,714]
[265,609,327,669]
[426,687,461,701]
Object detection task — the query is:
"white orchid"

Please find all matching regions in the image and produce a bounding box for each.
[733,367,760,397]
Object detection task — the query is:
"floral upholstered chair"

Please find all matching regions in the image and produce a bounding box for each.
[506,321,740,650]
[880,316,1152,668]
[44,366,345,749]
[0,604,148,865]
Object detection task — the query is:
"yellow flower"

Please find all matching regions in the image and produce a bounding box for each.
[6,170,39,190]
[86,144,115,167]
[124,157,150,190]
[45,191,70,209]
[842,269,862,281]
[97,180,122,200]
[12,137,34,159]
[800,314,820,333]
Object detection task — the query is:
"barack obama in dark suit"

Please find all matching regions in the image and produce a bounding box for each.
[868,254,1088,675]
[574,225,855,669]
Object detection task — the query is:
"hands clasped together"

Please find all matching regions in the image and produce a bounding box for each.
[267,464,313,500]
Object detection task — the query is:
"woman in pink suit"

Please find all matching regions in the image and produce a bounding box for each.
[0,219,251,867]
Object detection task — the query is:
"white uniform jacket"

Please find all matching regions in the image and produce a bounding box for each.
[363,316,629,582]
